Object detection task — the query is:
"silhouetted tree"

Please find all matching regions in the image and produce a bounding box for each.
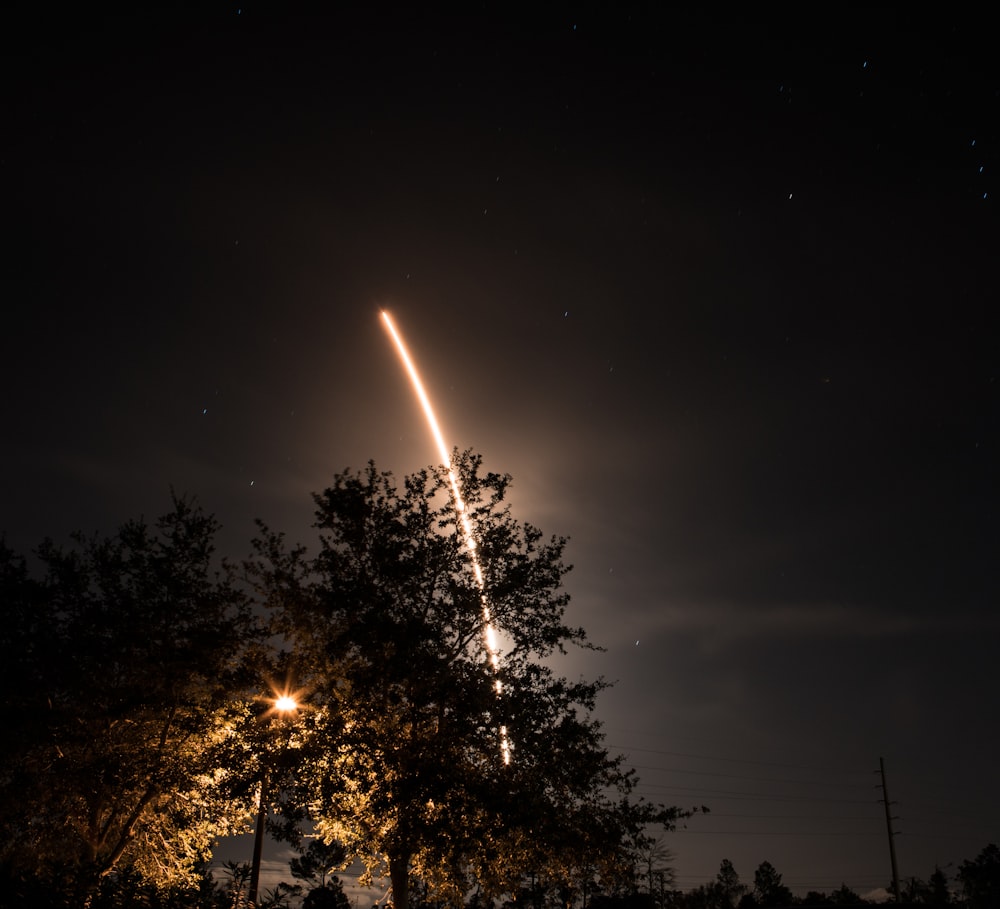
[0,498,266,905]
[588,894,657,909]
[219,860,252,909]
[680,884,723,909]
[827,884,864,905]
[290,838,349,891]
[67,860,229,908]
[957,844,1000,909]
[750,862,792,908]
[288,838,352,909]
[682,859,747,909]
[716,860,746,909]
[258,881,303,908]
[250,451,696,909]
[927,866,951,905]
[884,865,953,906]
[302,882,353,909]
[634,836,676,904]
[899,876,930,904]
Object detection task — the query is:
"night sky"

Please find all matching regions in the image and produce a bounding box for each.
[3,6,997,900]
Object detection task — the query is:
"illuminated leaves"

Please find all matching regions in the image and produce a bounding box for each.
[252,451,691,909]
[0,496,266,901]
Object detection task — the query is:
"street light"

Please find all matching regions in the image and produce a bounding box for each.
[248,693,299,907]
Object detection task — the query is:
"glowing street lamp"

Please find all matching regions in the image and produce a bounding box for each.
[248,693,299,907]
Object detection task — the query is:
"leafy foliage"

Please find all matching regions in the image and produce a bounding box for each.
[249,451,695,909]
[0,497,266,903]
[750,861,793,907]
[288,837,353,909]
[2,484,998,909]
[680,859,746,909]
[301,880,352,909]
[633,836,677,897]
[958,843,1000,909]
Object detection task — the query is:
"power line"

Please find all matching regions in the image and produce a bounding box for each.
[673,830,884,837]
[700,812,880,820]
[899,831,997,842]
[626,762,875,790]
[606,742,992,898]
[608,743,873,777]
[632,781,879,805]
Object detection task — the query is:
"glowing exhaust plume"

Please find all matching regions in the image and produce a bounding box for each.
[380,310,511,765]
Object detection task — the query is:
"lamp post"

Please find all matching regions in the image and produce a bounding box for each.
[248,694,298,907]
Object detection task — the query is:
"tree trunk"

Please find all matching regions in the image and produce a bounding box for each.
[388,849,411,909]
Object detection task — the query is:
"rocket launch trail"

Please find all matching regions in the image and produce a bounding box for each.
[380,310,511,764]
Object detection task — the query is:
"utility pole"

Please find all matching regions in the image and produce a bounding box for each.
[248,770,269,907]
[878,757,901,903]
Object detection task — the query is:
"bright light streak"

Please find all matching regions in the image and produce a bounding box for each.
[274,696,298,713]
[379,313,453,472]
[380,310,511,764]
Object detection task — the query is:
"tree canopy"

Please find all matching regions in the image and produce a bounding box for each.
[0,497,265,904]
[3,466,998,909]
[0,455,697,907]
[249,450,694,909]
[958,843,1000,909]
[750,861,793,908]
